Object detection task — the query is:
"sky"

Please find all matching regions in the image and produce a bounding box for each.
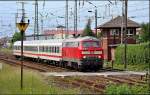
[0,0,149,38]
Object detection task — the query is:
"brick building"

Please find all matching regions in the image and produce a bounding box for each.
[97,16,140,61]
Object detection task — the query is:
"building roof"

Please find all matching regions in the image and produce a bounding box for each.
[56,25,66,28]
[43,30,83,35]
[97,16,140,29]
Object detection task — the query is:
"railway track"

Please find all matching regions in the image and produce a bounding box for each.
[0,53,123,73]
[0,54,76,72]
[50,74,146,94]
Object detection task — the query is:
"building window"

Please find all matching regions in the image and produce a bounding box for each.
[110,29,119,36]
[127,29,134,36]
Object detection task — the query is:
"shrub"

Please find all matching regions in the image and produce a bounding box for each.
[115,43,150,65]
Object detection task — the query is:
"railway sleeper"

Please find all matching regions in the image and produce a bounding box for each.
[109,75,146,84]
[106,77,137,85]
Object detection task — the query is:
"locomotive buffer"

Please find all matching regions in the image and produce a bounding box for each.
[16,19,29,89]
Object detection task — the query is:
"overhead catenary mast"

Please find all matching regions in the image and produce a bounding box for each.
[74,0,77,37]
[15,13,18,33]
[34,0,39,40]
[65,0,69,38]
[124,0,128,70]
[121,1,125,44]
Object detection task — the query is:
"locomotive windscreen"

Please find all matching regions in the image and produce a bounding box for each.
[82,41,99,47]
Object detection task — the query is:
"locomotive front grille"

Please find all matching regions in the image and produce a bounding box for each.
[81,57,103,64]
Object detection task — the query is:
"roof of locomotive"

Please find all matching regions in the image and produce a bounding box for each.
[64,36,99,42]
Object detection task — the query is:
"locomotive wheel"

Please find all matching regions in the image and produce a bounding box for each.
[99,64,103,69]
[78,65,84,72]
[60,61,64,67]
[60,61,65,68]
[74,63,78,70]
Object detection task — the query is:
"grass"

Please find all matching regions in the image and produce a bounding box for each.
[0,62,80,94]
[0,47,12,54]
[105,83,149,95]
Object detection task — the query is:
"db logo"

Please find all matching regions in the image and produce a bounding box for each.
[90,51,94,54]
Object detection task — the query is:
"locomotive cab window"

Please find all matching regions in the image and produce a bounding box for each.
[64,42,79,47]
[82,41,99,47]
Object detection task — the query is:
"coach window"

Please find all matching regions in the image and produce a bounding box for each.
[56,47,57,53]
[46,46,48,52]
[56,47,58,53]
[51,47,53,53]
[50,47,53,53]
[57,47,59,53]
[47,46,48,52]
[43,46,45,52]
[24,46,26,51]
[39,46,42,52]
[54,47,56,53]
[42,46,44,52]
[45,46,47,52]
[55,46,57,53]
[49,47,51,52]
[50,47,52,53]
[53,47,55,53]
[54,46,56,53]
[47,46,49,52]
[35,46,38,51]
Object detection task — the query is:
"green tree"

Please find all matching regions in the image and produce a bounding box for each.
[97,32,102,38]
[140,23,150,42]
[11,32,21,43]
[81,18,95,37]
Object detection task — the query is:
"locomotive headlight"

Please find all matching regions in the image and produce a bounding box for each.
[98,56,101,58]
[83,56,86,58]
[82,51,90,54]
[94,51,102,54]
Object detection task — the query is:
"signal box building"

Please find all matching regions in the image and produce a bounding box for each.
[97,16,140,61]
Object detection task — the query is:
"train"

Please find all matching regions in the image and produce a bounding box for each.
[13,36,104,71]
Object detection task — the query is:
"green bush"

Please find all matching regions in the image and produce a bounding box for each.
[105,84,149,95]
[115,43,150,65]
